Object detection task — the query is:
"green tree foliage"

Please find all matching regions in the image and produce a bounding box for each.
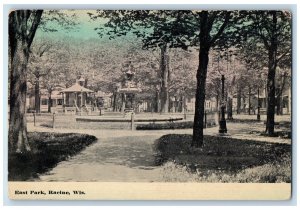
[89,10,198,113]
[237,11,291,134]
[90,10,235,147]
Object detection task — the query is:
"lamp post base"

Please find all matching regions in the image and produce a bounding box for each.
[257,114,261,121]
[219,119,227,133]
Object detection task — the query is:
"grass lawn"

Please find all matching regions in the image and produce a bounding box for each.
[8,132,97,181]
[154,134,291,183]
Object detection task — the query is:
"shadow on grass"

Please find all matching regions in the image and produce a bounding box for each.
[154,134,291,182]
[136,121,216,130]
[227,118,261,124]
[249,130,291,139]
[8,132,97,181]
[228,118,291,129]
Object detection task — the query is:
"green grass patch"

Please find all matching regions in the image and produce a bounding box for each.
[8,132,97,181]
[154,134,291,183]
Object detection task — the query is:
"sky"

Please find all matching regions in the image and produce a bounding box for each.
[35,10,108,40]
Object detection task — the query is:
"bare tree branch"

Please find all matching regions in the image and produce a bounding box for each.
[27,10,43,48]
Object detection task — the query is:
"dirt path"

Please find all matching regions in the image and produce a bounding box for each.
[30,126,192,182]
[28,121,290,182]
[38,135,163,182]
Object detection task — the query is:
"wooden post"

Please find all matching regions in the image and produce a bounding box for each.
[52,112,55,129]
[131,112,135,130]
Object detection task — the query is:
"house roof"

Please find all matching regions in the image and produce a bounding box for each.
[60,83,94,93]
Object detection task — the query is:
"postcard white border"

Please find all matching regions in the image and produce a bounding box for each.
[1,1,298,206]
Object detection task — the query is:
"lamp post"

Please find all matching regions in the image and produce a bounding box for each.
[219,75,227,133]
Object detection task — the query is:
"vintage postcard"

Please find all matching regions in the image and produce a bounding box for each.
[7,9,292,200]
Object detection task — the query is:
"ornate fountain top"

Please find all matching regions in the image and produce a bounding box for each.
[118,61,141,94]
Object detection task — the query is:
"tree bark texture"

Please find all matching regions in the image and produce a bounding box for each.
[9,40,31,153]
[192,11,230,147]
[8,10,43,153]
[159,44,169,113]
[192,12,210,148]
[265,12,278,135]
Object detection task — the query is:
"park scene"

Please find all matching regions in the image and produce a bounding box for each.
[8,10,291,182]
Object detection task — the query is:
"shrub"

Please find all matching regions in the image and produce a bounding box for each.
[136,121,216,130]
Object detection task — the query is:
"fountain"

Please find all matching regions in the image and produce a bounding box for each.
[118,61,141,114]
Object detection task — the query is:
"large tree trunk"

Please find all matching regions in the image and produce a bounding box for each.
[265,12,278,136]
[34,77,40,113]
[265,49,277,134]
[159,44,169,113]
[8,10,43,154]
[192,11,230,147]
[192,46,209,147]
[192,12,210,147]
[9,41,31,153]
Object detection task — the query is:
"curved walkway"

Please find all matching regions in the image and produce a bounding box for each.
[28,125,192,182]
[27,121,290,182]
